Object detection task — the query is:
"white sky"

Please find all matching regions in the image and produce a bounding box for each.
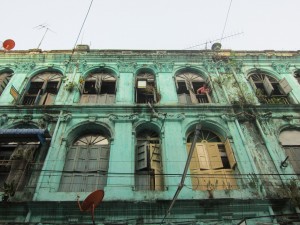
[1,0,299,51]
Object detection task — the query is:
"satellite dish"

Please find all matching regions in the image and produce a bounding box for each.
[211,42,222,51]
[3,39,15,50]
[77,190,104,225]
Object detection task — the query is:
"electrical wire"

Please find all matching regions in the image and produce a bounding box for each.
[69,0,94,62]
[220,0,233,43]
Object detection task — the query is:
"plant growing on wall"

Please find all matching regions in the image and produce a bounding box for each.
[0,181,15,202]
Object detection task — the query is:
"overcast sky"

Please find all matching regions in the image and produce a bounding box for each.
[1,0,299,51]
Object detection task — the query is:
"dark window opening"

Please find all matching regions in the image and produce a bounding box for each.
[135,130,163,191]
[84,81,97,94]
[80,73,116,104]
[28,82,43,95]
[101,81,116,94]
[136,79,157,104]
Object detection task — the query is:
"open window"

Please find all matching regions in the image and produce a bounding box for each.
[186,130,237,191]
[59,132,110,192]
[79,71,116,104]
[248,70,292,104]
[135,129,164,191]
[175,70,212,104]
[279,129,300,178]
[21,71,62,105]
[136,72,158,104]
[0,125,50,199]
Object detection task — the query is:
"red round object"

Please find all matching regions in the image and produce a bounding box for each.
[3,39,15,50]
[81,190,104,211]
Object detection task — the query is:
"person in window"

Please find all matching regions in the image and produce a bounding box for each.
[197,84,210,94]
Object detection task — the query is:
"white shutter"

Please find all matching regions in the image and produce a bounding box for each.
[263,76,274,97]
[279,78,292,95]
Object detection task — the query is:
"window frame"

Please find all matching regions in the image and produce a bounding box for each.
[59,133,110,192]
[175,72,212,104]
[21,72,62,106]
[79,72,116,104]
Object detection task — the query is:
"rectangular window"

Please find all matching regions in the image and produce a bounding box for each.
[135,142,164,191]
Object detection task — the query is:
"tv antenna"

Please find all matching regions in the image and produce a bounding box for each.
[184,31,243,50]
[34,23,55,49]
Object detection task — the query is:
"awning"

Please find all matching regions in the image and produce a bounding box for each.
[0,129,51,143]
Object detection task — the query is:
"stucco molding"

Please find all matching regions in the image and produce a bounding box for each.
[153,61,174,73]
[108,113,139,122]
[117,61,137,73]
[13,61,36,73]
[271,62,291,74]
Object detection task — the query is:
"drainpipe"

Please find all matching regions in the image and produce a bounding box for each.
[214,68,231,104]
[33,110,63,200]
[161,124,201,224]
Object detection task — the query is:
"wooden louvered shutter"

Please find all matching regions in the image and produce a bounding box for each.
[95,76,102,94]
[34,89,42,105]
[0,75,10,94]
[136,142,148,170]
[206,92,212,103]
[174,76,179,93]
[149,144,163,191]
[44,93,56,105]
[79,80,85,94]
[56,79,62,93]
[188,81,198,103]
[224,139,237,169]
[263,76,274,97]
[87,146,100,171]
[279,78,292,95]
[59,146,78,191]
[248,77,257,92]
[196,143,211,170]
[99,145,110,172]
[206,143,223,169]
[186,143,202,171]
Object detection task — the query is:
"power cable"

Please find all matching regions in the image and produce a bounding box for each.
[220,0,233,43]
[68,0,94,63]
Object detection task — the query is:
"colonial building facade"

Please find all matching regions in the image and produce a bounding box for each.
[0,46,300,224]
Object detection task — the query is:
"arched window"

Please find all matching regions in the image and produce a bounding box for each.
[79,70,116,104]
[59,132,110,192]
[135,71,158,104]
[0,124,50,195]
[248,70,292,104]
[0,70,13,96]
[22,71,62,105]
[135,129,164,191]
[186,129,237,190]
[279,129,300,177]
[175,70,212,104]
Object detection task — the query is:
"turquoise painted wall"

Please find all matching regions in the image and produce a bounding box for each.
[0,49,300,224]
